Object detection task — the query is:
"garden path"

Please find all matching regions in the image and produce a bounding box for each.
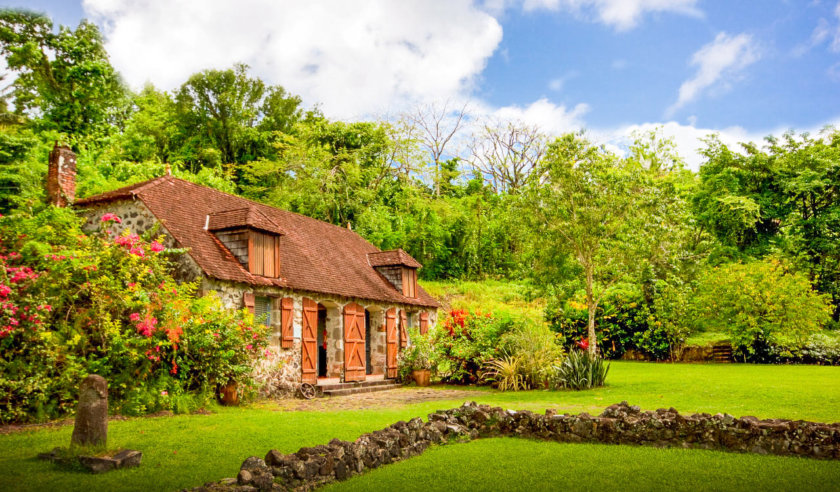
[270,387,487,412]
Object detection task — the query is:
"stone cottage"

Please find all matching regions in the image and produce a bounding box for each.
[46,145,439,388]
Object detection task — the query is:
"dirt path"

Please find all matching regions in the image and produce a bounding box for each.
[269,387,488,412]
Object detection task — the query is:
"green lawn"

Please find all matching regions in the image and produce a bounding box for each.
[326,438,840,492]
[1,362,838,491]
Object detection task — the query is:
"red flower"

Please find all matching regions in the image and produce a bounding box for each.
[576,336,590,350]
[129,312,141,322]
[150,241,164,253]
[101,213,122,223]
[0,284,11,297]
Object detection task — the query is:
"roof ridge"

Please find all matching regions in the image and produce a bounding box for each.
[164,177,371,238]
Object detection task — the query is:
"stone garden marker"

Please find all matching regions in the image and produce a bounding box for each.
[70,374,108,449]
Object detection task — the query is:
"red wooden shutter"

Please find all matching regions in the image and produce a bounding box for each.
[243,292,255,314]
[273,236,281,278]
[385,308,398,379]
[280,297,294,349]
[399,309,408,348]
[343,302,367,382]
[419,311,429,335]
[301,298,318,384]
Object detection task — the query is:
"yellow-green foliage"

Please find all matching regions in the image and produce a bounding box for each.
[420,280,545,322]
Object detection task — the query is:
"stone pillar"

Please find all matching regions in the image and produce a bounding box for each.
[71,375,108,449]
[46,143,77,207]
[325,304,343,379]
[368,308,387,374]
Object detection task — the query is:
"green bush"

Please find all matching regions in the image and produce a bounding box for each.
[694,258,832,362]
[500,321,565,388]
[552,350,610,390]
[432,309,517,384]
[0,207,267,423]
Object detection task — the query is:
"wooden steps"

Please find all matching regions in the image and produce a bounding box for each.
[318,379,401,397]
[712,343,733,363]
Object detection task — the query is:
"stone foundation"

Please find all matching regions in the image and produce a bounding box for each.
[186,401,840,492]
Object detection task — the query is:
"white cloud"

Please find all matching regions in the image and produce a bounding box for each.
[83,0,503,119]
[665,32,759,118]
[521,0,701,31]
[488,97,589,134]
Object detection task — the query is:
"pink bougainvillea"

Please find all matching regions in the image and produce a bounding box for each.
[101,213,122,223]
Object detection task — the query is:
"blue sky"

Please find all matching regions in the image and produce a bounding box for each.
[5,0,840,167]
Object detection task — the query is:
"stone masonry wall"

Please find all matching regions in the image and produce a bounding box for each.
[204,279,435,385]
[186,401,840,492]
[80,199,204,282]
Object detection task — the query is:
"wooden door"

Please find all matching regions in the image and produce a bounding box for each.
[399,309,408,348]
[343,302,367,382]
[301,298,318,384]
[385,308,398,379]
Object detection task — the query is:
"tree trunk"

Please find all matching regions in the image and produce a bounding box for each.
[585,263,598,357]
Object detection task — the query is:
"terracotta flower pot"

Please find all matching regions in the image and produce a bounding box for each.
[412,369,431,387]
[220,381,239,406]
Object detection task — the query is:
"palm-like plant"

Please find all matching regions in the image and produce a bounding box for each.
[482,356,528,392]
[554,350,610,390]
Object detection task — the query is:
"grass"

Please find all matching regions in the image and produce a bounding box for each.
[684,331,730,347]
[420,279,544,321]
[1,362,838,491]
[325,438,840,492]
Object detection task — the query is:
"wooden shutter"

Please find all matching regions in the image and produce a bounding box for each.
[343,302,367,382]
[399,309,408,348]
[301,298,318,383]
[248,232,280,277]
[419,311,429,335]
[385,308,398,379]
[243,292,255,314]
[279,297,294,349]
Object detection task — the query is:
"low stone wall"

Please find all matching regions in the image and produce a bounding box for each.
[187,401,840,491]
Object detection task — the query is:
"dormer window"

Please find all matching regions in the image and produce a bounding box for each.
[207,206,284,278]
[368,249,421,298]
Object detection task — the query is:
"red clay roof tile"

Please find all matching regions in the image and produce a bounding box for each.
[76,176,439,308]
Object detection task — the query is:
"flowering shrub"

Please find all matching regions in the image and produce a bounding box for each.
[432,309,516,384]
[0,207,267,422]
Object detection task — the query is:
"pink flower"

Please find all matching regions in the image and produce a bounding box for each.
[129,247,145,258]
[0,285,11,297]
[127,282,136,288]
[129,312,141,322]
[136,315,158,337]
[246,344,253,350]
[161,391,168,396]
[150,241,164,253]
[101,213,122,224]
[39,304,52,312]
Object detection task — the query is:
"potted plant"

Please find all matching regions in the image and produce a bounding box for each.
[398,328,435,386]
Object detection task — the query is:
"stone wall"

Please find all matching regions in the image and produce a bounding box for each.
[186,401,840,492]
[80,199,204,282]
[204,279,435,384]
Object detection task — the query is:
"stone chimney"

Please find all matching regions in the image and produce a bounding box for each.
[46,143,77,207]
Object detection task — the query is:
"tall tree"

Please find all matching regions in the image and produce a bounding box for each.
[0,10,127,137]
[526,133,646,356]
[468,119,547,193]
[404,100,468,196]
[173,63,303,169]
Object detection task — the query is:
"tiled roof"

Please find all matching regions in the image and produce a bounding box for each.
[207,206,285,235]
[76,176,439,308]
[367,249,422,268]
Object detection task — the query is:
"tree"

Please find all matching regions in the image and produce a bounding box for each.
[403,100,468,196]
[173,63,303,170]
[694,258,832,360]
[468,119,547,193]
[0,10,127,137]
[526,133,646,356]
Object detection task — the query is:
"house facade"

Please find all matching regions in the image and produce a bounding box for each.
[48,146,439,388]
